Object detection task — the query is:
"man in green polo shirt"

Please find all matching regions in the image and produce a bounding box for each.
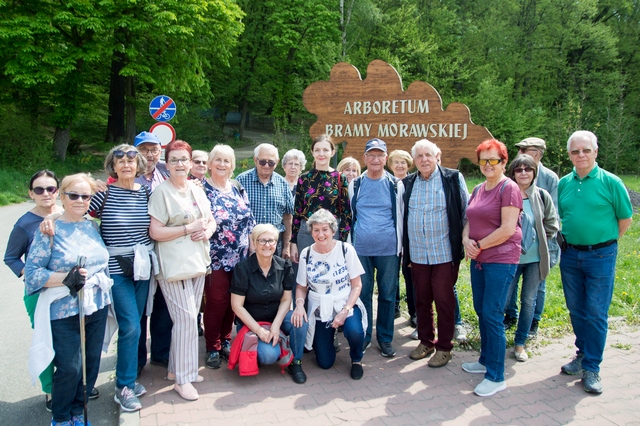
[557,130,633,394]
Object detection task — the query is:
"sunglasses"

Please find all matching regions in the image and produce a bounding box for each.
[478,158,502,166]
[257,159,277,167]
[514,167,534,174]
[113,150,138,159]
[64,192,93,201]
[32,186,58,195]
[569,148,593,156]
[193,160,207,165]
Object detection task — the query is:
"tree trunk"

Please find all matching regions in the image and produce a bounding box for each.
[125,76,136,144]
[239,99,249,139]
[105,53,126,143]
[53,126,71,161]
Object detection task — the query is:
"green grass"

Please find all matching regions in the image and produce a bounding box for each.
[621,175,640,192]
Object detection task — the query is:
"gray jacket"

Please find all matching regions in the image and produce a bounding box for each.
[524,184,559,279]
[536,162,559,208]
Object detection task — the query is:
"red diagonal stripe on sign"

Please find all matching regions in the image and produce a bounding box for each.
[152,99,174,119]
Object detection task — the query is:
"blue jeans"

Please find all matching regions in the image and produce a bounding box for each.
[313,306,364,368]
[51,307,108,422]
[560,244,617,373]
[505,263,541,346]
[359,255,399,344]
[112,274,149,389]
[453,283,462,325]
[470,261,517,383]
[505,277,547,322]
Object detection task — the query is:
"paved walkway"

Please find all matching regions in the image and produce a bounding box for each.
[128,320,639,425]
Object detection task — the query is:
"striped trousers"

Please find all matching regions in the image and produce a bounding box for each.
[158,275,205,384]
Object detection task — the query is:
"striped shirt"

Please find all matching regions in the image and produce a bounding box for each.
[235,168,294,232]
[88,185,152,275]
[408,171,452,265]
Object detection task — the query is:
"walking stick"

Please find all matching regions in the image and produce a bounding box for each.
[76,255,88,425]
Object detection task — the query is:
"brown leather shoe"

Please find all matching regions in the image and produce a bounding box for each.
[428,350,452,368]
[410,343,435,360]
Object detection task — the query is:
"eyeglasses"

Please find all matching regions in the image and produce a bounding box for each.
[285,162,301,168]
[32,186,58,195]
[257,159,277,167]
[366,153,386,160]
[514,167,534,174]
[113,150,138,159]
[64,192,92,201]
[478,159,502,166]
[257,238,277,246]
[168,157,190,165]
[139,147,160,155]
[193,160,207,165]
[569,148,593,156]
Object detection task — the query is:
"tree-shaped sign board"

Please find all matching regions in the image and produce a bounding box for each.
[303,60,492,168]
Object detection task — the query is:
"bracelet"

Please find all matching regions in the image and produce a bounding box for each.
[183,225,188,236]
[476,241,482,251]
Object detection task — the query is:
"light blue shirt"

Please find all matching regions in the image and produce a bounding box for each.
[353,175,396,257]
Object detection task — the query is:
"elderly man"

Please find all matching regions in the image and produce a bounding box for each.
[504,137,560,335]
[558,130,632,394]
[236,143,294,258]
[131,131,173,375]
[402,139,468,367]
[348,138,403,357]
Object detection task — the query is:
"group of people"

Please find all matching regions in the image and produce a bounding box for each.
[4,129,633,425]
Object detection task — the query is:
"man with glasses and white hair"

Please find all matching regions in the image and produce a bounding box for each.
[236,143,294,258]
[558,130,632,394]
[504,137,560,335]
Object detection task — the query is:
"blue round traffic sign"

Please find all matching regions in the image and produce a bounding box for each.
[149,95,177,122]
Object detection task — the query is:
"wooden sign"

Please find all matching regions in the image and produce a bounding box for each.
[303,60,492,168]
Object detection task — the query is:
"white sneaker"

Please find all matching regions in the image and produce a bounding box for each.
[514,347,529,362]
[454,324,467,341]
[410,329,419,340]
[474,378,506,396]
[462,361,487,374]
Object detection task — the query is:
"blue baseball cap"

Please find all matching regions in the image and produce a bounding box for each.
[364,138,387,153]
[134,131,161,147]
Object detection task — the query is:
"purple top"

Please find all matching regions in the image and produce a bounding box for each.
[467,178,523,264]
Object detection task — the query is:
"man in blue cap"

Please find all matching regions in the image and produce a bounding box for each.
[133,131,169,190]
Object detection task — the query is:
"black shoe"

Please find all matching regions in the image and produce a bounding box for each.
[150,358,169,368]
[394,309,401,319]
[287,359,307,384]
[410,316,417,328]
[205,350,222,369]
[350,363,364,380]
[379,342,396,357]
[220,340,231,361]
[503,315,517,330]
[89,387,99,400]
[529,319,539,337]
[45,394,52,412]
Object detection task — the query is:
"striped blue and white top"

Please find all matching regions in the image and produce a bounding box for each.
[89,185,152,275]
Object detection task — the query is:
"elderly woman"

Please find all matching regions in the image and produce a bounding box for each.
[293,209,367,380]
[230,224,309,383]
[290,135,351,263]
[462,139,522,397]
[337,156,361,184]
[506,155,558,361]
[149,140,216,401]
[25,173,111,426]
[189,150,209,182]
[4,170,63,411]
[202,144,255,370]
[84,144,151,411]
[282,149,307,194]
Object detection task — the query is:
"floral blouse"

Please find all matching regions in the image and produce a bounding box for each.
[292,169,351,243]
[204,181,256,271]
[24,219,111,320]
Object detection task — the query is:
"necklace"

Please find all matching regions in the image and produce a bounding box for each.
[208,178,229,192]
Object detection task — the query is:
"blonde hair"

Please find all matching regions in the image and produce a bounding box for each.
[60,173,97,195]
[208,144,236,179]
[387,149,413,170]
[250,223,280,246]
[337,157,361,174]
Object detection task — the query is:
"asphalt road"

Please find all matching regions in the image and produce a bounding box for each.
[0,201,118,426]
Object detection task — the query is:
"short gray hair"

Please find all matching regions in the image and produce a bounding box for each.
[567,130,598,151]
[282,149,307,170]
[306,208,338,234]
[250,223,279,246]
[192,150,208,160]
[104,144,147,179]
[411,139,440,159]
[254,143,279,159]
[208,144,236,179]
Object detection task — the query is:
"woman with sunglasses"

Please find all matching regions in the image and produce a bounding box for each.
[505,155,558,362]
[25,173,111,426]
[149,140,216,401]
[84,144,152,411]
[461,139,522,397]
[201,144,255,370]
[4,170,63,411]
[230,224,308,383]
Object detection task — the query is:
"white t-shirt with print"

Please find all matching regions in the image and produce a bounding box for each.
[297,241,364,294]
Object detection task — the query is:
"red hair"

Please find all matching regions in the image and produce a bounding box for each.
[165,140,192,162]
[476,139,508,162]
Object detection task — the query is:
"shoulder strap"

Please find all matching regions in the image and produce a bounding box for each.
[99,186,110,219]
[305,247,310,266]
[342,241,347,260]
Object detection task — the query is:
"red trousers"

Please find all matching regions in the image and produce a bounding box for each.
[203,269,235,352]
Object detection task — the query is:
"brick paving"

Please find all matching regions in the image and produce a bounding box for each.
[129,320,640,426]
